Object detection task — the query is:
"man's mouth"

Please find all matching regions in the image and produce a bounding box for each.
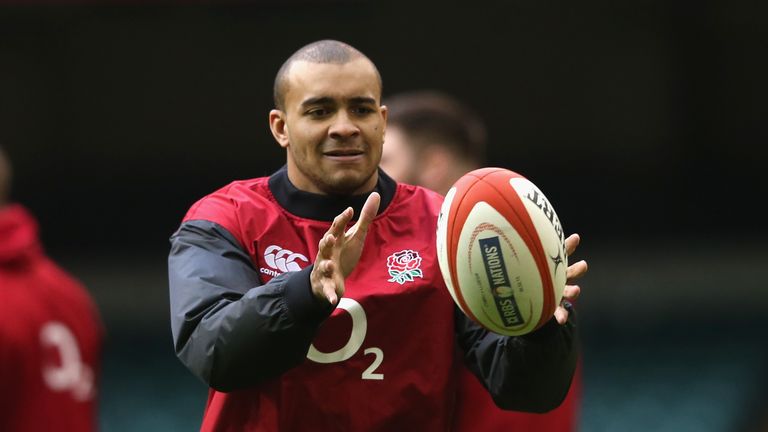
[323,149,365,161]
[324,149,364,156]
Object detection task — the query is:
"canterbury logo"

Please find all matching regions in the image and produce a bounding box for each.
[263,245,308,274]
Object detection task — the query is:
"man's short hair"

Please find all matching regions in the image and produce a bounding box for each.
[384,90,487,164]
[273,39,383,111]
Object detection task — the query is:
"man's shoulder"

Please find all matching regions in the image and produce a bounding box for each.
[389,183,444,217]
[395,183,444,205]
[207,177,271,201]
[183,177,274,222]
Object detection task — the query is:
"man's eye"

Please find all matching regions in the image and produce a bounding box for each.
[352,107,374,115]
[307,108,329,117]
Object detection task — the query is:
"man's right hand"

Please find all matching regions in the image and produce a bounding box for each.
[310,192,381,305]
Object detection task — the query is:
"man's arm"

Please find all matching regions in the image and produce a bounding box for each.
[168,220,333,392]
[456,233,586,412]
[169,192,380,392]
[455,307,578,413]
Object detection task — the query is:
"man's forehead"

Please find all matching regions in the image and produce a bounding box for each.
[284,59,381,103]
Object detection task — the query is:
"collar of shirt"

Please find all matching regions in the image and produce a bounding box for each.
[267,166,396,222]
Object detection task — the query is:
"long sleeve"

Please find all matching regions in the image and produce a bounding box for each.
[455,304,578,413]
[168,220,333,392]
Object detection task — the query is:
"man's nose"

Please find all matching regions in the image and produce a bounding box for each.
[329,111,360,140]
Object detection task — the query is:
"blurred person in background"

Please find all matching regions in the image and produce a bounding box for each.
[381,90,583,432]
[168,39,587,431]
[0,146,104,431]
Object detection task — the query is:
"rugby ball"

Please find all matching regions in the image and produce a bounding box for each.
[436,168,567,336]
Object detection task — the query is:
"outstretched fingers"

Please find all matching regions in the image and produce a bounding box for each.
[556,233,587,324]
[313,233,343,305]
[358,192,381,227]
[566,259,588,282]
[330,207,354,239]
[554,286,579,324]
[564,232,587,285]
[554,306,569,324]
[563,284,580,302]
[346,192,381,240]
[317,233,336,259]
[322,277,340,306]
[564,233,580,256]
[310,193,380,306]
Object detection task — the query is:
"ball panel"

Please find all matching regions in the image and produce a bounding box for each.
[436,187,463,311]
[451,177,551,335]
[441,174,494,319]
[509,178,568,314]
[457,202,544,335]
[475,171,560,329]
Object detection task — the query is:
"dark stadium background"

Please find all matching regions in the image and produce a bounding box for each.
[2,2,767,431]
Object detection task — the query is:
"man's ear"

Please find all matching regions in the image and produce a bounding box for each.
[380,104,388,125]
[269,109,290,148]
[379,104,388,140]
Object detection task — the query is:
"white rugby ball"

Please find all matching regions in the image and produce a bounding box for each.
[436,168,567,336]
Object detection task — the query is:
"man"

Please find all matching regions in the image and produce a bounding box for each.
[0,146,103,431]
[168,39,587,431]
[381,90,583,431]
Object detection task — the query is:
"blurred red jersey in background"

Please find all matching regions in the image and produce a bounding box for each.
[0,204,103,432]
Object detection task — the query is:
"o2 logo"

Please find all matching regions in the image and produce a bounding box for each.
[39,322,95,401]
[306,298,384,380]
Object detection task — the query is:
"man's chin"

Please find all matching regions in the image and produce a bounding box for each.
[321,171,376,196]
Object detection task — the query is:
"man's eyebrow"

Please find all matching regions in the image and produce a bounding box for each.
[301,96,335,107]
[349,96,377,105]
[300,96,377,107]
